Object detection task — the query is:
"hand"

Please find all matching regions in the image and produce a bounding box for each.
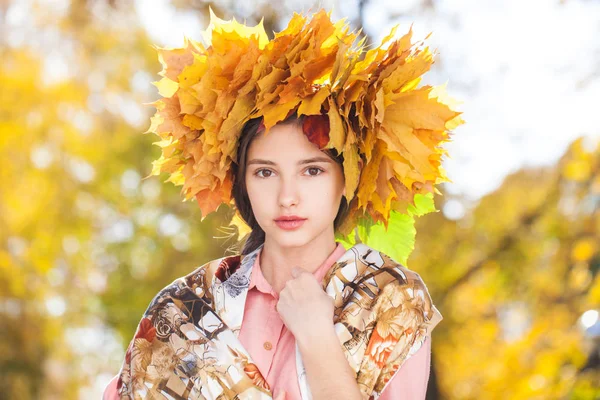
[276,267,335,346]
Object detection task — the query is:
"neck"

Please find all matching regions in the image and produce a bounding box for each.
[259,233,338,294]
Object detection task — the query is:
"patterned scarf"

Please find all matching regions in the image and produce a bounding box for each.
[116,243,443,399]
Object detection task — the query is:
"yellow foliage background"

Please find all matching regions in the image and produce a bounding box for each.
[0,1,598,399]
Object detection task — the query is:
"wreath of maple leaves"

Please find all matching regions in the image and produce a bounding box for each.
[145,9,463,236]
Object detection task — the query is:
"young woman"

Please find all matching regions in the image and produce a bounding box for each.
[104,9,460,400]
[104,115,439,400]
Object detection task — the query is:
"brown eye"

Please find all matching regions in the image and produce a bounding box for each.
[255,169,273,178]
[306,167,324,176]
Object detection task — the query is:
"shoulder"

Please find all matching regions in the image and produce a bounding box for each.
[347,242,429,285]
[350,243,443,330]
[135,254,230,316]
[148,247,260,306]
[130,252,254,339]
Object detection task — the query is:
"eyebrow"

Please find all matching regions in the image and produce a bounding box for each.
[247,156,333,166]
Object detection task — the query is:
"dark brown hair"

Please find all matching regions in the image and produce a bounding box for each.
[231,114,349,255]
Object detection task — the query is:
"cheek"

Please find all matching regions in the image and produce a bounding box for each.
[328,168,346,200]
[245,180,261,206]
[308,177,344,214]
[245,178,275,217]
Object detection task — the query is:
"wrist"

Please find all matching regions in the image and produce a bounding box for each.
[296,322,338,354]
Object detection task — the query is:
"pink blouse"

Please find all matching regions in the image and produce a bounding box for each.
[103,243,432,399]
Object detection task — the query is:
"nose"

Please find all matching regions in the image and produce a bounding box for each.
[278,175,299,208]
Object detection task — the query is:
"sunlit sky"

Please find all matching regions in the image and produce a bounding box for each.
[135,0,600,218]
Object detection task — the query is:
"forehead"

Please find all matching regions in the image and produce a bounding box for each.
[247,123,323,158]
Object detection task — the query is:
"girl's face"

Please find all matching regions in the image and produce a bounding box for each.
[245,122,345,249]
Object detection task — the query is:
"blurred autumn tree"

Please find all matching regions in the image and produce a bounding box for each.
[0,1,230,398]
[410,137,600,399]
[0,0,599,399]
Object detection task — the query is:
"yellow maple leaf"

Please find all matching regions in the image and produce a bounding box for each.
[152,77,179,98]
[326,98,346,152]
[156,37,203,82]
[298,87,331,116]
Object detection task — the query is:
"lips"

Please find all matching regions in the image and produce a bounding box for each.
[274,216,307,230]
[275,216,306,221]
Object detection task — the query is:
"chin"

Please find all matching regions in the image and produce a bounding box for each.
[268,232,314,248]
[266,223,333,249]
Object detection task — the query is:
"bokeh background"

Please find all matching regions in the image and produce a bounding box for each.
[1,0,599,398]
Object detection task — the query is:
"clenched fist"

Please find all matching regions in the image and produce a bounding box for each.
[276,266,335,347]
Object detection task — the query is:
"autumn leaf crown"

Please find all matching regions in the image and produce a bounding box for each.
[146,9,464,236]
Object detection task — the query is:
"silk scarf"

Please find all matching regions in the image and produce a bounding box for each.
[115,243,443,399]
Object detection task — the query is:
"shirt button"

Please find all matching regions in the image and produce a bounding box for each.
[263,341,273,351]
